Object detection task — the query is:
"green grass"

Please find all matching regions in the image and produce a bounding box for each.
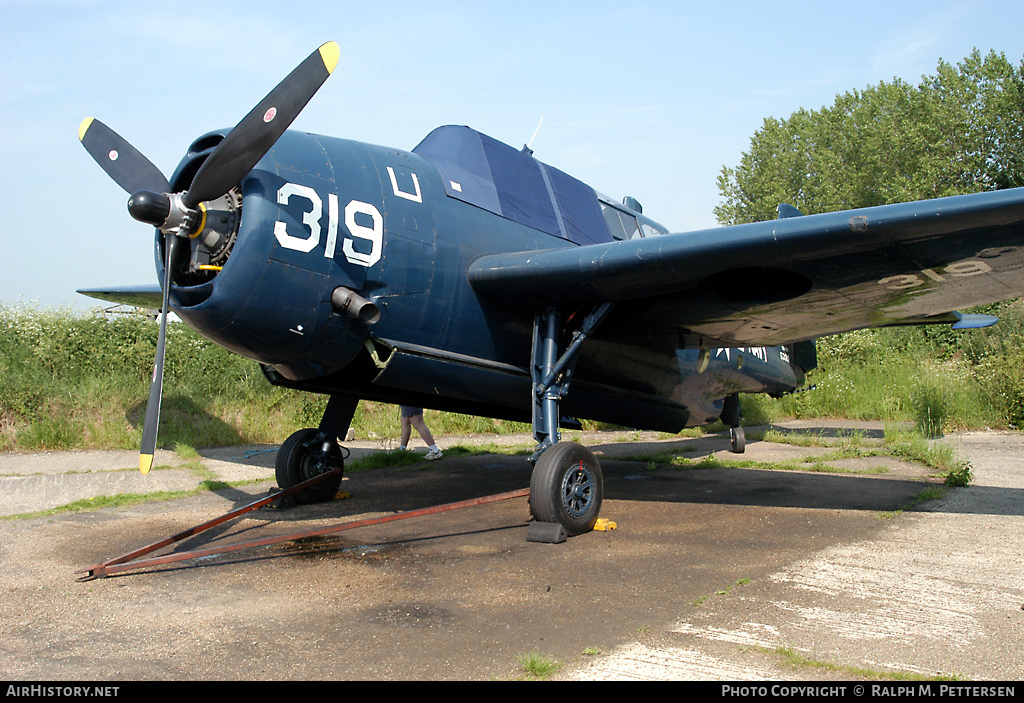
[516,651,561,679]
[879,487,949,519]
[768,646,963,680]
[715,577,751,595]
[692,578,752,606]
[752,304,1024,433]
[882,425,974,486]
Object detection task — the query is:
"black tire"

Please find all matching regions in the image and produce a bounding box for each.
[275,428,344,505]
[730,426,746,454]
[529,442,603,536]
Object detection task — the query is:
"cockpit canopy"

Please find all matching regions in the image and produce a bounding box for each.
[413,126,667,245]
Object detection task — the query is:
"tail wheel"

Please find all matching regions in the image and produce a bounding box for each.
[529,442,603,536]
[275,428,344,505]
[730,426,746,453]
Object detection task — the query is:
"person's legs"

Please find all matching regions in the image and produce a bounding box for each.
[406,411,442,460]
[398,406,441,458]
[409,413,435,446]
[400,415,413,449]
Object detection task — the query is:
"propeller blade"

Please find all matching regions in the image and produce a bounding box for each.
[183,41,339,209]
[139,235,176,474]
[78,118,170,194]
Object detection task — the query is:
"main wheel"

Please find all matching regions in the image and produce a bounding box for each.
[529,442,603,536]
[275,428,344,505]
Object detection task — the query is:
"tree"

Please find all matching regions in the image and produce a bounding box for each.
[715,49,1024,226]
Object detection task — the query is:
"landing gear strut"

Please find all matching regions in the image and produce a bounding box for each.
[528,304,612,535]
[721,393,745,454]
[275,393,357,505]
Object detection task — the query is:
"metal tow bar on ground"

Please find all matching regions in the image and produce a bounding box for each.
[75,472,530,581]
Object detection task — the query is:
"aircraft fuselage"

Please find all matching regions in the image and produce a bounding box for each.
[163,128,805,432]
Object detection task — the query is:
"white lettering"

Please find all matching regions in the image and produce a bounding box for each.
[342,200,383,267]
[945,261,991,277]
[879,260,993,289]
[879,273,924,290]
[324,193,340,259]
[273,182,385,269]
[388,166,422,203]
[274,183,322,253]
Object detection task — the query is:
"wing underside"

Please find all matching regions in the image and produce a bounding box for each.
[468,188,1024,347]
[77,285,163,310]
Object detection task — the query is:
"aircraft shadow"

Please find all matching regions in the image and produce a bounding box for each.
[601,462,1023,517]
[107,443,1022,579]
[581,429,1024,517]
[159,431,1023,559]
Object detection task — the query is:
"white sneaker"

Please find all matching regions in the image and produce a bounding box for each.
[424,448,443,461]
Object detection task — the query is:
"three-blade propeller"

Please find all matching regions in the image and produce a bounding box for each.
[79,41,339,473]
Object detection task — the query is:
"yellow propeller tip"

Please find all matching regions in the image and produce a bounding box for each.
[78,117,94,142]
[140,454,154,475]
[319,41,340,74]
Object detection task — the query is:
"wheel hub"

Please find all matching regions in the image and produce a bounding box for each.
[561,462,593,519]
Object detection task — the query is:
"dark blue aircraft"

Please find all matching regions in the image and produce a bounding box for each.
[79,42,1024,536]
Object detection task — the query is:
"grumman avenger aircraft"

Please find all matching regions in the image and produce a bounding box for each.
[79,41,1024,537]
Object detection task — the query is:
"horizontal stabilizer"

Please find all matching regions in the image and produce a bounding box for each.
[950,311,999,329]
[77,285,163,309]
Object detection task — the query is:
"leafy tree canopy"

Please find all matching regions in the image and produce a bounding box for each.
[715,49,1024,225]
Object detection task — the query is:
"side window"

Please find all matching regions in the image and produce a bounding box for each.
[601,203,641,240]
[622,212,641,239]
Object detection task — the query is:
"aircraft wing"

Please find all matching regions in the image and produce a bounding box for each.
[77,284,163,310]
[467,188,1024,347]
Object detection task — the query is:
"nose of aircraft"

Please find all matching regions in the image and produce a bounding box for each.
[77,41,340,475]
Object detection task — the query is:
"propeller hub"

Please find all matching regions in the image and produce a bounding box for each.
[128,190,199,235]
[127,190,170,226]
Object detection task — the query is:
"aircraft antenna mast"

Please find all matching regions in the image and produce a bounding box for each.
[526,116,544,153]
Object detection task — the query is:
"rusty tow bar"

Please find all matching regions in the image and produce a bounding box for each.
[76,469,530,581]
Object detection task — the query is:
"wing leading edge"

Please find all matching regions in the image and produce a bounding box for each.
[467,187,1024,347]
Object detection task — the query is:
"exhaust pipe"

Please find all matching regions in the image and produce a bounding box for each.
[331,286,380,325]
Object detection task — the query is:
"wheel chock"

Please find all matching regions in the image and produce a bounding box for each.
[527,521,567,543]
[264,486,297,510]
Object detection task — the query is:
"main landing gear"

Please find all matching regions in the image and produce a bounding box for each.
[528,304,612,536]
[275,393,356,505]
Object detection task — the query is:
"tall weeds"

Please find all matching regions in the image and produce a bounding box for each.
[759,300,1024,433]
[0,304,529,452]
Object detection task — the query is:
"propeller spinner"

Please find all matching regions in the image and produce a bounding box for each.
[79,41,340,473]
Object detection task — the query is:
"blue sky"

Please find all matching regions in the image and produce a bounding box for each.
[3,0,1024,308]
